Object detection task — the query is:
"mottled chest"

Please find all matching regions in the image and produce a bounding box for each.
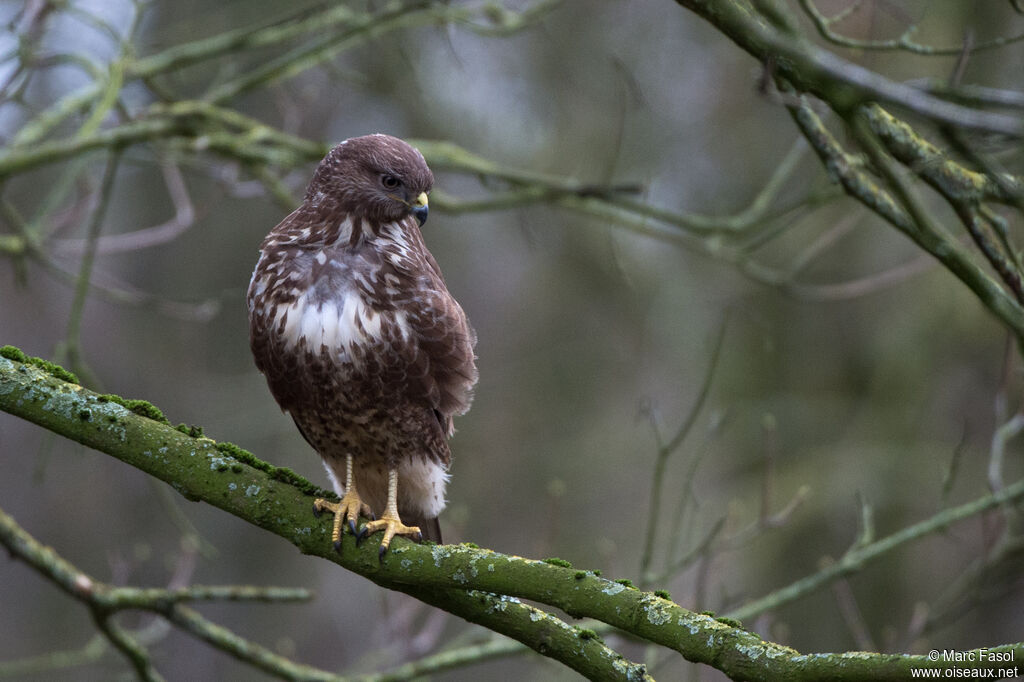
[250,243,413,362]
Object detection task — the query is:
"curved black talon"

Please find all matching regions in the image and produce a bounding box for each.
[348,518,359,536]
[333,539,343,554]
[356,527,370,545]
[312,503,322,518]
[378,544,387,562]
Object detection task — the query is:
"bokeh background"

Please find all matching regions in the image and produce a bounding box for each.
[1,0,1023,679]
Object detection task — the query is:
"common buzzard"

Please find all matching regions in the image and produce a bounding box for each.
[247,134,477,555]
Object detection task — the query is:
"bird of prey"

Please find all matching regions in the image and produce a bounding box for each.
[247,134,477,555]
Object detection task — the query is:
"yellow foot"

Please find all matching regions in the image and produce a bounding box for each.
[313,491,374,552]
[358,514,422,559]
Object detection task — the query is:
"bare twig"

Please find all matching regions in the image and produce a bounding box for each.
[639,315,729,584]
[0,504,345,682]
[726,476,1024,622]
[52,162,196,256]
[799,0,1024,55]
[54,151,121,382]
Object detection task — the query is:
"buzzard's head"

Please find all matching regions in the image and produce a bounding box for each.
[306,134,434,228]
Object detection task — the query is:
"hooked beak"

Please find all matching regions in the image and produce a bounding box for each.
[412,191,429,226]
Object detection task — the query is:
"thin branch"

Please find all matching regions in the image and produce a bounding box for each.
[129,4,379,79]
[355,636,525,682]
[0,503,344,682]
[646,515,726,585]
[799,0,1024,55]
[725,476,1024,623]
[0,634,109,679]
[911,79,1024,111]
[34,248,223,322]
[204,2,432,104]
[782,253,938,301]
[55,150,121,382]
[675,0,1024,137]
[862,104,1024,206]
[831,576,876,651]
[52,161,196,256]
[92,615,163,682]
[165,605,347,682]
[787,97,1024,341]
[639,315,728,584]
[425,134,806,236]
[924,532,1024,635]
[989,412,1024,493]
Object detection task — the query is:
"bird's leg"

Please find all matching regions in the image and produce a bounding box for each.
[357,467,422,558]
[313,453,373,552]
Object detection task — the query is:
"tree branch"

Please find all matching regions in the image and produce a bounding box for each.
[674,0,1024,136]
[786,97,1024,342]
[0,349,649,681]
[3,349,1023,680]
[798,0,1024,55]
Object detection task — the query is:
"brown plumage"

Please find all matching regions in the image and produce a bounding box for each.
[247,134,477,554]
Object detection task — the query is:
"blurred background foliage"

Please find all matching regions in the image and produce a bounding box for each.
[1,0,1022,679]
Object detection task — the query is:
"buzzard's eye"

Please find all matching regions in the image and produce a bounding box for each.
[380,174,400,190]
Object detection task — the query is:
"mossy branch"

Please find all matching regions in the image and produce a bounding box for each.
[786,98,1024,342]
[673,0,1024,347]
[3,349,1023,681]
[0,350,647,681]
[673,0,1024,137]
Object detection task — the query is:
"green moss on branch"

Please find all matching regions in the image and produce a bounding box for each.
[1,345,80,384]
[3,352,1022,681]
